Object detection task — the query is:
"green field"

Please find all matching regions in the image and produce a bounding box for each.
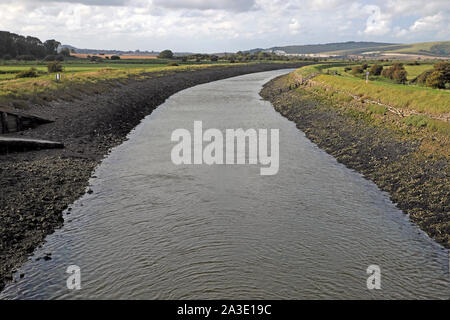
[294,63,450,117]
[0,58,301,106]
[0,58,231,103]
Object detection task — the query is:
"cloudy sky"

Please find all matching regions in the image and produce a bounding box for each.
[0,0,448,52]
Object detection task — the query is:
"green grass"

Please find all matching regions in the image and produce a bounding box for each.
[314,73,450,115]
[293,62,450,116]
[403,114,450,135]
[403,64,434,80]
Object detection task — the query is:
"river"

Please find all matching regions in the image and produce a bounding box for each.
[1,69,448,299]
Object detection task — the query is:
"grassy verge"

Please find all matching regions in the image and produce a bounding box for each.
[294,63,450,118]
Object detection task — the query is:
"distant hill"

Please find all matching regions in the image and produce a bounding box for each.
[247,41,450,58]
[61,45,194,57]
[265,41,395,54]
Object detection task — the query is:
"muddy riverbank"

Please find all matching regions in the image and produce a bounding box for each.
[0,63,309,290]
[260,74,449,250]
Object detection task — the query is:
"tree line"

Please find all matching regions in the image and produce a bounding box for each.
[0,31,61,60]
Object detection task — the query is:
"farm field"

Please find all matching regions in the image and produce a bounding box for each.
[70,53,158,59]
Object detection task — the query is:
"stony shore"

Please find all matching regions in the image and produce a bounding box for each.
[260,74,449,250]
[0,62,310,290]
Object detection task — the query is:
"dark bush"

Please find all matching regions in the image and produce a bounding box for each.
[3,54,12,60]
[425,71,446,89]
[17,55,35,61]
[60,48,71,57]
[433,61,450,83]
[392,69,408,84]
[15,67,39,78]
[158,50,174,59]
[210,55,219,62]
[167,62,179,66]
[381,63,407,83]
[369,64,383,76]
[43,54,64,61]
[181,56,187,62]
[110,55,121,60]
[47,61,63,73]
[43,55,57,61]
[90,56,103,62]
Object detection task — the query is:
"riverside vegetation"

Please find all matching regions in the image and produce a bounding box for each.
[261,62,449,249]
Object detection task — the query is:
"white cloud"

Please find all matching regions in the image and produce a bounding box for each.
[410,13,444,32]
[0,0,448,52]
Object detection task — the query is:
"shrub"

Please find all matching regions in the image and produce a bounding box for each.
[351,66,363,75]
[167,62,179,66]
[381,63,407,82]
[2,54,12,60]
[425,71,446,89]
[158,49,174,59]
[381,67,393,79]
[43,54,63,61]
[210,55,219,62]
[433,61,450,83]
[369,64,383,76]
[16,55,35,61]
[181,56,187,62]
[110,55,120,60]
[15,67,39,78]
[361,63,368,70]
[60,48,71,57]
[90,56,103,62]
[47,61,63,73]
[344,67,351,72]
[392,69,407,84]
[43,55,57,61]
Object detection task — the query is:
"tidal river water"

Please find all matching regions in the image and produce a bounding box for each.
[1,70,448,299]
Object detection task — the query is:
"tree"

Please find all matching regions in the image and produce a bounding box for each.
[110,55,121,60]
[425,71,446,89]
[381,63,407,83]
[369,64,383,76]
[158,49,174,59]
[414,62,449,88]
[392,69,407,84]
[44,39,61,55]
[60,47,71,57]
[433,61,450,83]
